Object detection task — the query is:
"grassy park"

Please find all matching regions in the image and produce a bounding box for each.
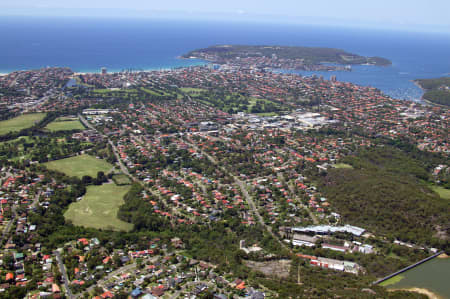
[180,87,206,94]
[45,117,85,132]
[333,163,354,169]
[91,87,175,99]
[43,154,113,178]
[188,91,284,114]
[92,88,128,93]
[0,136,32,146]
[379,275,404,287]
[64,184,133,231]
[140,87,173,97]
[0,113,46,135]
[112,174,132,185]
[254,112,278,117]
[432,186,450,200]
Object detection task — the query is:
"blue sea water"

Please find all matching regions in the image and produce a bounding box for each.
[1,16,450,101]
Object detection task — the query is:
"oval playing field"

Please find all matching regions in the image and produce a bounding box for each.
[64,184,133,232]
[43,154,114,178]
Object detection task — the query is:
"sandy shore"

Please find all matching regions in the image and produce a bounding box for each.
[437,253,449,259]
[390,287,443,299]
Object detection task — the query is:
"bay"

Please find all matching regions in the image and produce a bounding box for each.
[1,16,450,101]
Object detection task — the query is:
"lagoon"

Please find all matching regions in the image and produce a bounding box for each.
[382,257,450,298]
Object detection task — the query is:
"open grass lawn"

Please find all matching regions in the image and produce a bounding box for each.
[92,88,111,93]
[140,87,172,97]
[0,136,33,161]
[64,183,133,231]
[0,136,32,146]
[254,112,278,117]
[247,97,278,111]
[387,251,406,261]
[43,154,113,178]
[180,87,206,94]
[141,87,162,96]
[92,88,132,93]
[112,174,132,185]
[0,113,46,135]
[333,163,354,169]
[379,274,404,287]
[45,117,85,132]
[432,186,450,200]
[191,91,284,115]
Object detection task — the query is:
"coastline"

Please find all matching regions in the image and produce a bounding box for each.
[0,66,198,76]
[411,80,440,107]
[0,57,207,76]
[413,80,449,108]
[389,287,443,299]
[0,66,439,104]
[413,80,423,90]
[412,80,426,100]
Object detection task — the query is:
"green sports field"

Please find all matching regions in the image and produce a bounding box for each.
[45,117,85,131]
[0,113,46,135]
[43,154,113,178]
[64,183,133,231]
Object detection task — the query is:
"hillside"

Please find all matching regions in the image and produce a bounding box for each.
[415,77,450,106]
[183,45,391,68]
[319,147,449,248]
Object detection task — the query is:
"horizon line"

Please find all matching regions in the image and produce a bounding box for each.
[1,9,450,35]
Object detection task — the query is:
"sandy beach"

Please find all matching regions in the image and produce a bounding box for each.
[390,287,443,299]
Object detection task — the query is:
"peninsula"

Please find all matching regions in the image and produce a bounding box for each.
[415,77,450,106]
[182,45,391,71]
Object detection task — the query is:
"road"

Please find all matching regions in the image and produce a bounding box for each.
[169,280,215,299]
[31,191,41,210]
[78,113,96,131]
[54,249,74,299]
[233,175,290,250]
[108,140,131,176]
[81,113,286,248]
[82,114,193,221]
[1,204,16,243]
[80,255,160,297]
[280,173,319,225]
[0,173,16,243]
[2,178,41,242]
[234,179,266,230]
[183,136,289,250]
[81,262,137,296]
[80,114,130,179]
[80,113,136,180]
[272,148,319,225]
[80,114,188,221]
[126,135,197,221]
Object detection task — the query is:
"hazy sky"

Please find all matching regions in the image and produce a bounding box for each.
[2,0,450,32]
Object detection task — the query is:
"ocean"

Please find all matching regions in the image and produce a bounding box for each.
[1,16,450,101]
